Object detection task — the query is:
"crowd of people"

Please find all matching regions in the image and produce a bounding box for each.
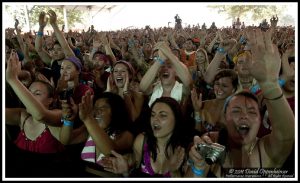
[5,10,295,178]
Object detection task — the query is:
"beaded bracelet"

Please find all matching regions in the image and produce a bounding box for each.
[62,119,74,127]
[37,31,43,37]
[191,165,204,176]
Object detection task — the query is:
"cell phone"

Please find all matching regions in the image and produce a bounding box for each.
[59,88,73,102]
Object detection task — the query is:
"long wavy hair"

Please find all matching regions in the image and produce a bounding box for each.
[146,97,190,161]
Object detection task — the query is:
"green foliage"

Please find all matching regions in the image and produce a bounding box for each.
[5,5,85,30]
[208,5,287,21]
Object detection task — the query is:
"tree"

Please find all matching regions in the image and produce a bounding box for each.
[5,5,85,31]
[208,5,287,22]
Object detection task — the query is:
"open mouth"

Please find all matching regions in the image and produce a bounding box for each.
[116,77,124,84]
[162,72,169,79]
[236,124,250,136]
[152,124,161,131]
[94,116,103,123]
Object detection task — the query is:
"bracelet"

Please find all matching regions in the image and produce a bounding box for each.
[37,31,43,37]
[194,112,202,124]
[62,119,74,127]
[278,78,286,87]
[239,36,246,44]
[191,165,204,176]
[217,47,226,54]
[263,92,284,100]
[154,56,165,65]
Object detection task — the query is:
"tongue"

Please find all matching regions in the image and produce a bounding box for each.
[237,127,249,136]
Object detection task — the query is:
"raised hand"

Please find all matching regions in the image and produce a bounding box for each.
[246,28,281,83]
[78,91,94,122]
[61,97,78,121]
[191,88,202,112]
[38,11,48,29]
[47,10,57,25]
[6,50,21,82]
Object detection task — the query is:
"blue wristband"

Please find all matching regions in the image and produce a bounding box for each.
[278,78,286,87]
[63,119,74,127]
[239,36,246,44]
[191,165,204,176]
[154,56,165,65]
[37,31,43,37]
[217,47,226,54]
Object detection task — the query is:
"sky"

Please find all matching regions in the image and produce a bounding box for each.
[3,2,298,31]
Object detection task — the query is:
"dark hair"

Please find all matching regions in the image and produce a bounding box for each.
[214,69,239,92]
[223,91,259,114]
[33,80,55,98]
[146,97,189,161]
[94,92,131,136]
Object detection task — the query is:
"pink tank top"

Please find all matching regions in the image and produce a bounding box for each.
[14,115,64,153]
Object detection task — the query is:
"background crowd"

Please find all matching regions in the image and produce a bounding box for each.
[5,10,295,178]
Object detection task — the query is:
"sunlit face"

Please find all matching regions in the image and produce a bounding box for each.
[29,82,52,108]
[158,61,176,85]
[236,53,251,77]
[113,63,130,88]
[151,102,175,139]
[225,96,261,145]
[60,60,79,81]
[214,77,235,99]
[93,98,112,129]
[51,44,65,60]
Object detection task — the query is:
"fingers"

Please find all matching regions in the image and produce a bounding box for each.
[111,150,123,159]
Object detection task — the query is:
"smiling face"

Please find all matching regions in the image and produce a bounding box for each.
[213,77,235,99]
[151,102,175,139]
[93,98,112,129]
[60,60,79,81]
[225,95,261,145]
[113,63,130,88]
[158,61,176,85]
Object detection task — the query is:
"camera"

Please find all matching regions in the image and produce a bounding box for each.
[196,143,226,165]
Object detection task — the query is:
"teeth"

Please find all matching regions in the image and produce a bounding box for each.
[153,124,161,130]
[237,124,250,135]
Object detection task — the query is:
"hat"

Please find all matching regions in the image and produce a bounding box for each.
[64,56,82,72]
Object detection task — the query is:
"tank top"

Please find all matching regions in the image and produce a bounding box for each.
[14,115,64,153]
[140,141,171,177]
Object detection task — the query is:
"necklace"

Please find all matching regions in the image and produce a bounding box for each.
[247,138,258,155]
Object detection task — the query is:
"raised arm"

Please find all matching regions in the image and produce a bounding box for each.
[157,41,192,90]
[203,43,227,84]
[247,28,294,165]
[6,50,62,126]
[35,11,52,66]
[79,92,134,156]
[48,10,75,58]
